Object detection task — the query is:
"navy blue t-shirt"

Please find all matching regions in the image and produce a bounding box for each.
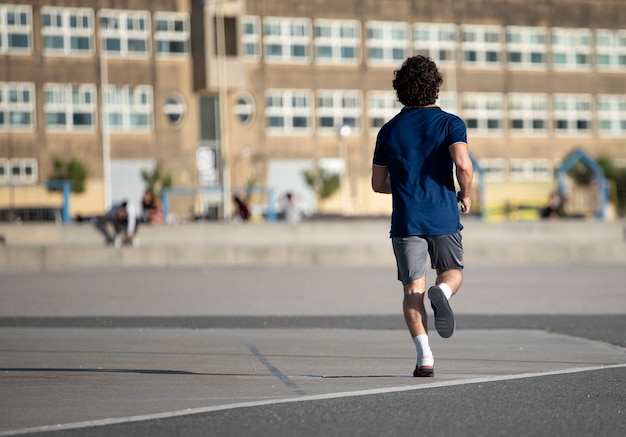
[373,107,467,237]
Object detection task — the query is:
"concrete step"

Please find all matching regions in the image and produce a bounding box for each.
[1,218,625,272]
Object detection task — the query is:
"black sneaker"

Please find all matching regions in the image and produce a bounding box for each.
[413,365,434,377]
[428,286,455,338]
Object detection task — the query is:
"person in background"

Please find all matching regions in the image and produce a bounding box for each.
[283,192,303,223]
[540,190,564,219]
[141,189,165,224]
[93,200,139,247]
[371,55,473,378]
[233,195,251,222]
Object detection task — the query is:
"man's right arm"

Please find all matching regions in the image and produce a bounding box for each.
[371,164,391,194]
[449,143,473,214]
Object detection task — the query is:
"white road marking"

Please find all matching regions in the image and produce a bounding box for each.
[1,363,624,436]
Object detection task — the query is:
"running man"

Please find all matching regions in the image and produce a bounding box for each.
[371,55,473,377]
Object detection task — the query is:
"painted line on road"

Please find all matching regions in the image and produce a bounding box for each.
[1,363,625,437]
[246,341,307,396]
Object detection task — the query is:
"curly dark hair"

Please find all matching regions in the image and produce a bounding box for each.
[392,56,443,107]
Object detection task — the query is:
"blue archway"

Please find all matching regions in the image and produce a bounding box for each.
[556,148,609,220]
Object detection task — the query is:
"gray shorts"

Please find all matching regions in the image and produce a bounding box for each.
[392,233,464,284]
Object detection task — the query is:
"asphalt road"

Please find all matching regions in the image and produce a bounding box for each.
[1,265,625,436]
[35,368,624,437]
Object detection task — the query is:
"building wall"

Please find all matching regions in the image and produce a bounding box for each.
[237,0,626,215]
[0,0,198,217]
[2,0,625,220]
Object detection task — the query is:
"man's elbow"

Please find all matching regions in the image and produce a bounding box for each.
[371,178,389,193]
[371,177,381,193]
[456,160,473,176]
[372,185,391,194]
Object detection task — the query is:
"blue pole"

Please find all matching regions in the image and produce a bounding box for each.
[47,180,73,224]
[468,153,485,219]
[62,181,71,224]
[597,178,609,221]
[162,188,170,219]
[267,188,276,222]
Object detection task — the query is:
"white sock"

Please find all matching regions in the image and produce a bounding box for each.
[413,334,434,367]
[438,283,452,300]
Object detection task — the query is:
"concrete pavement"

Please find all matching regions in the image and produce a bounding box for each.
[1,219,625,435]
[1,326,624,435]
[0,264,625,436]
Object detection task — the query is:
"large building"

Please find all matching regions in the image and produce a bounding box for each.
[1,0,625,221]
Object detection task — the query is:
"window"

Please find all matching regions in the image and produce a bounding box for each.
[0,158,37,184]
[597,95,626,136]
[551,28,592,70]
[461,25,503,66]
[510,159,553,181]
[413,23,457,65]
[242,16,261,61]
[553,94,592,135]
[316,90,362,134]
[42,7,93,55]
[163,93,186,125]
[233,93,255,124]
[461,93,504,134]
[365,21,410,66]
[0,82,35,130]
[103,85,153,132]
[480,158,507,181]
[0,4,32,54]
[596,29,626,70]
[44,83,96,131]
[154,12,189,57]
[367,91,402,134]
[263,17,311,63]
[314,19,361,65]
[99,9,150,57]
[265,89,313,134]
[506,26,547,68]
[507,93,549,135]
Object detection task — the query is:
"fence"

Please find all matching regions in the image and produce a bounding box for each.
[479,177,611,221]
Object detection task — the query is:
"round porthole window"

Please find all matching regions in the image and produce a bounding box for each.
[233,93,255,125]
[164,93,186,125]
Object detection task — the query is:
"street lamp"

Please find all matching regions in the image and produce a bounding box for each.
[99,16,111,209]
[338,124,352,214]
[214,0,232,220]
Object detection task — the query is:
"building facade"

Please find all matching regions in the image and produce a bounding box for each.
[1,0,625,221]
[0,0,198,220]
